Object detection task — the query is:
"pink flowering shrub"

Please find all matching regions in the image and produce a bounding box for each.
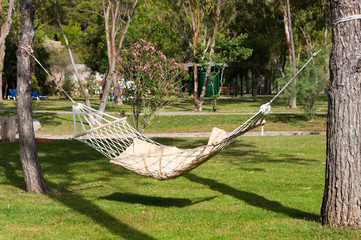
[116,39,188,131]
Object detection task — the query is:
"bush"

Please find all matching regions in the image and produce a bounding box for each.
[116,39,189,131]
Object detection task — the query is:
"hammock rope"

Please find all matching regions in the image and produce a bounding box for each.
[23,43,328,180]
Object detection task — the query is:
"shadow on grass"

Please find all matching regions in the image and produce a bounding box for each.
[185,173,319,222]
[152,137,255,150]
[100,192,218,208]
[45,182,156,240]
[0,141,156,240]
[34,112,72,128]
[0,143,25,190]
[220,141,318,165]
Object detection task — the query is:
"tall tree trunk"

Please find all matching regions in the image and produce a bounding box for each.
[97,0,137,120]
[198,0,220,111]
[0,42,5,101]
[193,62,200,110]
[55,4,91,107]
[321,1,361,227]
[191,5,201,111]
[17,0,49,194]
[0,0,15,103]
[282,0,297,109]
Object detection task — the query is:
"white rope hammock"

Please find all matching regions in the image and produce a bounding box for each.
[72,102,270,180]
[22,42,329,180]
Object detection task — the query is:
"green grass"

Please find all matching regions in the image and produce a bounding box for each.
[0,95,329,113]
[27,112,326,135]
[0,135,359,239]
[1,95,328,134]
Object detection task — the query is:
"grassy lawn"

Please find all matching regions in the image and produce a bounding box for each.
[0,95,328,113]
[0,135,359,239]
[26,112,325,135]
[0,95,328,134]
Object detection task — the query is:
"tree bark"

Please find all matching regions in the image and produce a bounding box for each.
[97,0,137,120]
[55,3,91,107]
[198,0,221,111]
[282,0,297,109]
[321,0,361,227]
[17,0,49,194]
[0,42,5,101]
[0,0,15,102]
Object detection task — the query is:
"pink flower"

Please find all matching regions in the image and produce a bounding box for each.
[149,74,152,78]
[183,66,189,71]
[118,57,122,63]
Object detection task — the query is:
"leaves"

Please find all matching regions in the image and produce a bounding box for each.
[116,39,189,131]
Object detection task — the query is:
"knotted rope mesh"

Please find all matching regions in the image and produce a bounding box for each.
[72,103,269,180]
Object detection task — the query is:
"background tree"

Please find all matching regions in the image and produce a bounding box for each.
[53,2,91,107]
[127,0,184,60]
[321,0,361,227]
[211,34,252,110]
[0,0,15,102]
[74,0,138,117]
[282,0,297,108]
[230,0,286,99]
[17,0,49,194]
[167,0,237,111]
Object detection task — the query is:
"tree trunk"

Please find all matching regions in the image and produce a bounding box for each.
[0,42,5,102]
[17,0,49,194]
[97,0,137,119]
[0,0,15,103]
[246,69,250,94]
[198,0,220,111]
[193,62,200,111]
[283,0,297,109]
[55,3,91,107]
[321,1,361,227]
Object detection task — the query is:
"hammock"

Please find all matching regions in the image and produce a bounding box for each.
[22,42,329,180]
[72,102,270,180]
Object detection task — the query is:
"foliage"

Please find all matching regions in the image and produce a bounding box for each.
[79,24,108,74]
[277,51,328,120]
[62,74,75,97]
[80,75,99,96]
[116,39,189,131]
[127,0,184,61]
[30,74,40,93]
[3,34,17,90]
[33,45,51,94]
[214,34,253,64]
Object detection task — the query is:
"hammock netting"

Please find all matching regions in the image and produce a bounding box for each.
[72,103,270,180]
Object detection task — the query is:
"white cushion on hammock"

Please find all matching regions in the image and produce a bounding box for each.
[110,138,182,177]
[208,127,227,145]
[110,138,216,179]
